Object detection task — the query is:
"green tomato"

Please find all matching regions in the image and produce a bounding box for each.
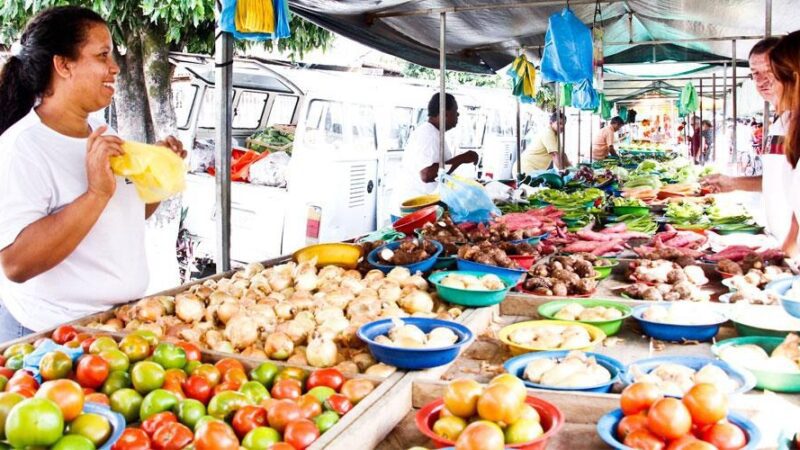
[152,343,186,370]
[0,392,25,439]
[109,388,143,423]
[191,364,221,388]
[3,343,34,359]
[193,416,223,433]
[51,434,96,450]
[67,413,111,447]
[242,426,281,449]
[5,398,64,448]
[184,360,201,374]
[0,376,7,392]
[132,330,160,348]
[274,367,307,384]
[118,335,151,363]
[98,349,130,373]
[314,411,340,433]
[249,362,279,388]
[39,351,73,381]
[131,361,165,394]
[308,386,336,404]
[140,389,179,421]
[5,355,23,371]
[505,418,544,444]
[88,337,118,354]
[175,399,206,429]
[239,381,270,404]
[101,370,132,396]
[207,391,252,420]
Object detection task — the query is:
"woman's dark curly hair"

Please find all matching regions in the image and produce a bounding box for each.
[0,6,106,134]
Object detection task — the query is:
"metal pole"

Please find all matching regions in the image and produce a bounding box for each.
[516,100,522,176]
[699,79,703,163]
[555,86,561,169]
[589,112,594,163]
[732,39,738,165]
[763,0,772,151]
[214,30,233,272]
[577,111,582,163]
[439,12,446,170]
[713,73,717,162]
[723,63,728,127]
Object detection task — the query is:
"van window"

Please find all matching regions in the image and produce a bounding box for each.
[198,88,217,129]
[233,91,268,129]
[173,82,197,130]
[388,107,414,150]
[267,95,298,126]
[303,100,376,151]
[458,106,487,149]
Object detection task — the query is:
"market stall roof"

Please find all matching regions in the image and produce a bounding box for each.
[288,0,793,75]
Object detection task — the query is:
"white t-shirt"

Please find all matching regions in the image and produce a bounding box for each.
[392,122,453,213]
[0,110,148,330]
[762,113,791,242]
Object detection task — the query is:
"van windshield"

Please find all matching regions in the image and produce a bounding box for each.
[303,100,376,151]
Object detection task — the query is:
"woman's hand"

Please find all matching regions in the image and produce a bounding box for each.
[700,174,734,193]
[156,135,187,159]
[86,125,123,200]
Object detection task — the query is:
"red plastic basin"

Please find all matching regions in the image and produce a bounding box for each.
[393,205,439,235]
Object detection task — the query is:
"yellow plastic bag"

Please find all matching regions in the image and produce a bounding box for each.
[111,141,186,203]
[235,0,275,34]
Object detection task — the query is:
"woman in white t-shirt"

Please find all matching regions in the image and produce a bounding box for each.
[0,6,185,340]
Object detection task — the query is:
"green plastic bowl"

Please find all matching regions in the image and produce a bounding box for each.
[712,336,800,392]
[428,270,515,307]
[732,319,799,338]
[613,206,650,217]
[537,299,633,336]
[593,260,619,281]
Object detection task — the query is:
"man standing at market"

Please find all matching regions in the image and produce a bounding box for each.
[392,93,479,213]
[520,111,569,173]
[591,116,624,161]
[702,37,791,241]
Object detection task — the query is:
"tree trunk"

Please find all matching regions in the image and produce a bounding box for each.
[141,25,177,139]
[113,34,153,142]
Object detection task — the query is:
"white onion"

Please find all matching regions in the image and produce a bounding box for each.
[306,334,338,368]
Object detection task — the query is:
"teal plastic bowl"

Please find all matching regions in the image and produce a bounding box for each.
[593,260,619,281]
[428,270,515,307]
[712,336,800,393]
[537,299,632,336]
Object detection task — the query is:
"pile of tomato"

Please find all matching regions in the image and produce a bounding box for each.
[618,382,749,450]
[0,325,375,450]
[427,374,548,450]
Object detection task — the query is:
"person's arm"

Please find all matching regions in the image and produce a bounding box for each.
[0,127,123,283]
[783,215,799,258]
[608,145,619,158]
[419,150,479,182]
[701,174,761,193]
[145,136,187,219]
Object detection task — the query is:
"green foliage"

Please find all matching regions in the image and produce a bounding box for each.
[402,62,508,88]
[535,84,556,112]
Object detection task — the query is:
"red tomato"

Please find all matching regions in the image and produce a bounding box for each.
[112,428,151,450]
[222,367,247,390]
[213,381,239,395]
[271,379,303,400]
[182,375,212,404]
[175,342,201,362]
[76,355,110,389]
[324,394,353,415]
[85,392,110,406]
[194,421,239,450]
[52,325,78,345]
[297,394,322,420]
[269,444,297,450]
[682,384,728,426]
[306,369,345,392]
[621,382,663,416]
[81,337,97,354]
[232,405,268,438]
[701,422,747,450]
[267,399,303,433]
[214,358,244,377]
[141,411,179,437]
[0,367,15,380]
[617,412,649,441]
[151,422,193,450]
[7,385,35,398]
[666,436,717,450]
[624,428,666,450]
[36,379,84,421]
[647,398,693,441]
[284,419,320,450]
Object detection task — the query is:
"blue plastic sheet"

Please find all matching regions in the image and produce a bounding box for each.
[541,8,594,83]
[438,175,499,223]
[23,339,84,383]
[571,79,599,111]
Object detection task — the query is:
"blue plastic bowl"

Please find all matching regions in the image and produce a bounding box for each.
[456,259,527,284]
[83,402,126,450]
[367,240,443,274]
[620,355,756,395]
[510,231,551,245]
[765,276,800,319]
[504,351,625,393]
[357,317,474,370]
[632,304,727,342]
[598,408,761,450]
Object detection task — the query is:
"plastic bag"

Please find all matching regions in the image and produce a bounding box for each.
[189,139,215,173]
[559,83,572,107]
[571,79,599,111]
[220,0,290,40]
[595,94,612,120]
[236,0,275,34]
[541,8,594,83]
[111,141,186,203]
[507,54,537,103]
[679,83,698,117]
[438,174,500,223]
[249,151,291,187]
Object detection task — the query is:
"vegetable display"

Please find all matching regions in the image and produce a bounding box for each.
[718,333,800,373]
[533,188,604,209]
[522,351,611,387]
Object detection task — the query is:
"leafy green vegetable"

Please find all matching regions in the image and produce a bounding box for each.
[612,214,658,234]
[612,198,647,208]
[534,188,604,209]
